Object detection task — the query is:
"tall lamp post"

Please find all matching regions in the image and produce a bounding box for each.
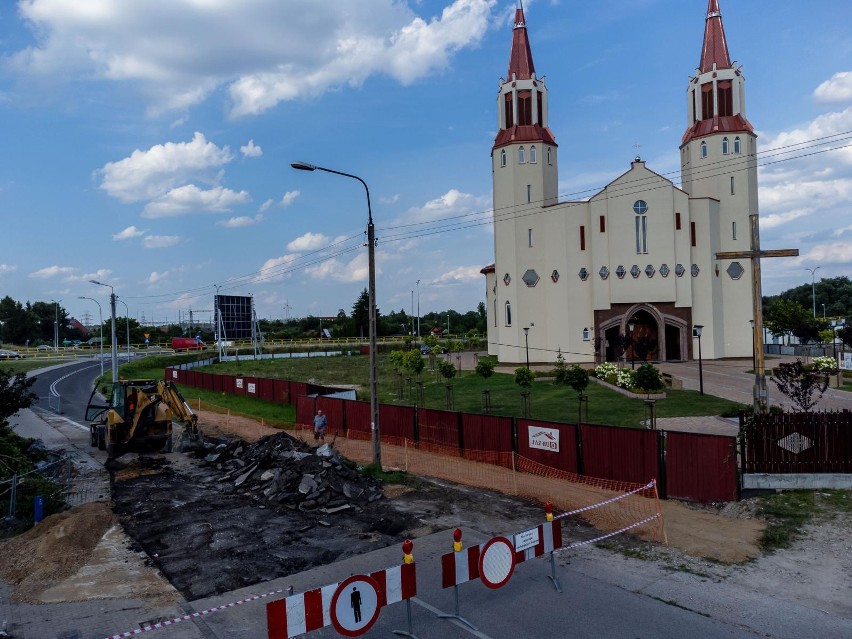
[627,319,635,370]
[118,298,131,360]
[523,326,531,370]
[90,280,118,382]
[805,266,820,318]
[51,299,60,350]
[292,161,381,467]
[694,324,705,395]
[416,279,420,341]
[78,296,104,378]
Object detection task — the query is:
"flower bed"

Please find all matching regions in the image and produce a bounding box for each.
[592,362,666,398]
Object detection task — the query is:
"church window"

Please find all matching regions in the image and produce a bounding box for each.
[722,137,729,154]
[730,176,735,195]
[732,221,737,240]
[690,222,697,247]
[522,269,540,287]
[503,273,511,285]
[727,262,744,280]
[547,147,552,165]
[505,301,512,326]
[630,265,640,278]
[599,216,606,233]
[527,185,531,203]
[517,90,533,125]
[633,200,648,214]
[582,328,590,341]
[580,226,586,250]
[530,145,537,164]
[578,268,589,281]
[691,264,700,277]
[717,80,733,117]
[645,264,655,278]
[734,136,741,154]
[537,96,543,127]
[551,270,560,283]
[701,83,714,119]
[675,263,685,277]
[675,212,682,230]
[616,265,626,279]
[634,201,648,254]
[700,141,708,158]
[504,93,514,128]
[493,300,497,327]
[599,266,609,280]
[660,264,670,277]
[528,228,533,247]
[500,149,507,167]
[519,146,526,164]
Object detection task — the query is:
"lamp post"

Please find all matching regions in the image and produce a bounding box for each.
[694,324,704,395]
[118,298,131,359]
[78,296,104,378]
[627,319,635,370]
[523,326,531,370]
[822,303,826,319]
[51,300,60,350]
[749,319,756,373]
[805,266,820,318]
[90,280,118,382]
[416,279,420,341]
[292,160,381,467]
[410,290,414,337]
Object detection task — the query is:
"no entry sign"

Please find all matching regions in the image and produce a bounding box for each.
[330,574,382,637]
[478,536,516,589]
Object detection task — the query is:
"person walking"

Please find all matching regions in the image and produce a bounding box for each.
[313,409,327,443]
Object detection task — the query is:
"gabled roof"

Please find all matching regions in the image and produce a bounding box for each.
[507,7,535,80]
[589,159,688,200]
[699,0,731,72]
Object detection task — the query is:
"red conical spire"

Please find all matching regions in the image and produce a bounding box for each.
[699,0,731,72]
[507,6,535,80]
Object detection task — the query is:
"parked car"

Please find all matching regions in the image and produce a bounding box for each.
[420,344,431,355]
[36,345,55,351]
[0,349,22,359]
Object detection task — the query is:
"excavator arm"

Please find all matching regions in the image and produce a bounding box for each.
[156,379,200,441]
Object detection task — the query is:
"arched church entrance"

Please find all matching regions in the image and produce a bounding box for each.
[626,309,659,364]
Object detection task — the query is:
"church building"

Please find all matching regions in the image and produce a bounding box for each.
[482,1,757,364]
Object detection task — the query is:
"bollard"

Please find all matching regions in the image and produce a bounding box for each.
[543,501,561,593]
[393,539,419,639]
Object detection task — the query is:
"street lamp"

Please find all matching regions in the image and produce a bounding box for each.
[822,303,826,319]
[523,326,531,370]
[627,319,636,370]
[78,296,104,378]
[416,279,420,341]
[805,266,821,318]
[292,160,381,467]
[51,300,60,350]
[118,298,131,360]
[90,280,118,382]
[694,324,705,396]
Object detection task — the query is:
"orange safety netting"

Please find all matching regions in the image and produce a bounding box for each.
[293,425,665,544]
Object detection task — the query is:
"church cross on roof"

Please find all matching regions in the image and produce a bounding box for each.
[699,0,731,72]
[507,4,535,80]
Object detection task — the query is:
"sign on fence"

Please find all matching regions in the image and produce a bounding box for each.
[528,426,560,452]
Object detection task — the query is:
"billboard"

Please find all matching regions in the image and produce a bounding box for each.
[215,295,254,340]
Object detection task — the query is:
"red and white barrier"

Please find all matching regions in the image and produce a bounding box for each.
[514,520,563,564]
[441,545,481,588]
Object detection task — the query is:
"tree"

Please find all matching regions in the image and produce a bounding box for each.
[351,289,381,338]
[634,363,665,392]
[764,299,812,345]
[0,369,37,434]
[403,350,425,377]
[514,367,533,388]
[553,349,568,384]
[475,358,494,381]
[770,359,830,412]
[438,360,456,382]
[564,365,589,396]
[763,276,852,319]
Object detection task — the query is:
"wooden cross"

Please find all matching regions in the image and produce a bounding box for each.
[715,214,798,413]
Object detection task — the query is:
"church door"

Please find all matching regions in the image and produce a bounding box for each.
[627,310,659,363]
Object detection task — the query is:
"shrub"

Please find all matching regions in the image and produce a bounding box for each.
[812,356,838,372]
[437,360,456,382]
[633,363,664,392]
[514,367,534,388]
[564,365,589,395]
[475,359,495,380]
[594,362,618,379]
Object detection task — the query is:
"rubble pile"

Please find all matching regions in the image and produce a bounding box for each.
[199,432,384,513]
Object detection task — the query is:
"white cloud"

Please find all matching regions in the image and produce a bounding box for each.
[306,253,369,283]
[146,271,169,284]
[254,254,299,283]
[0,264,18,275]
[143,234,180,248]
[241,139,263,157]
[801,240,852,264]
[259,198,274,213]
[380,194,400,204]
[217,215,260,228]
[432,266,483,284]
[406,188,490,223]
[814,71,852,103]
[287,232,332,252]
[8,0,495,117]
[113,225,145,240]
[142,184,250,218]
[833,224,852,237]
[29,265,75,279]
[280,190,300,207]
[98,132,233,202]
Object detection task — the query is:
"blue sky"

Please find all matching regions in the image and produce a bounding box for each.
[1,0,850,328]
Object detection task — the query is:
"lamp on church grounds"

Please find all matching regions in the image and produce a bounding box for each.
[291,160,381,468]
[694,324,704,396]
[627,319,636,370]
[805,266,820,318]
[523,326,531,370]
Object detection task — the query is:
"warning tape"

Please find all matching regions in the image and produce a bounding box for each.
[103,585,289,639]
[556,513,663,552]
[554,479,656,520]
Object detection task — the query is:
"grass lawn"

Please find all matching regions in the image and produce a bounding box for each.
[117,352,743,429]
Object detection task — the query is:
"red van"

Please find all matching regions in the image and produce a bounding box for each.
[171,337,205,351]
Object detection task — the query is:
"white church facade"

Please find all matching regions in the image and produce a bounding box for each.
[482,1,758,365]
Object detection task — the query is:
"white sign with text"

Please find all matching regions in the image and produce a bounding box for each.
[528,426,560,452]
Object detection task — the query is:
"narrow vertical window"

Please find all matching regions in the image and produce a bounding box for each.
[722,137,729,154]
[734,136,741,154]
[528,228,533,247]
[633,200,648,254]
[599,215,606,233]
[493,300,497,327]
[700,141,708,158]
[717,81,733,116]
[732,221,737,240]
[505,301,512,326]
[580,226,586,251]
[730,176,735,195]
[527,184,531,203]
[518,146,526,164]
[690,222,697,247]
[547,147,552,165]
[504,93,513,128]
[537,96,543,127]
[517,90,532,125]
[500,149,506,167]
[530,145,537,164]
[675,212,682,230]
[701,83,714,119]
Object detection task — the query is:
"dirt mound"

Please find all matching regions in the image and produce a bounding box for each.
[0,501,117,600]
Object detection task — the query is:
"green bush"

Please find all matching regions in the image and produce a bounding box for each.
[514,367,534,388]
[633,364,664,392]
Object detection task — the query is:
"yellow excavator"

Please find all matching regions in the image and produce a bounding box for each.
[85,378,201,460]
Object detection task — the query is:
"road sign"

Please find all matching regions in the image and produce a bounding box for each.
[330,574,382,637]
[478,536,516,589]
[514,526,540,553]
